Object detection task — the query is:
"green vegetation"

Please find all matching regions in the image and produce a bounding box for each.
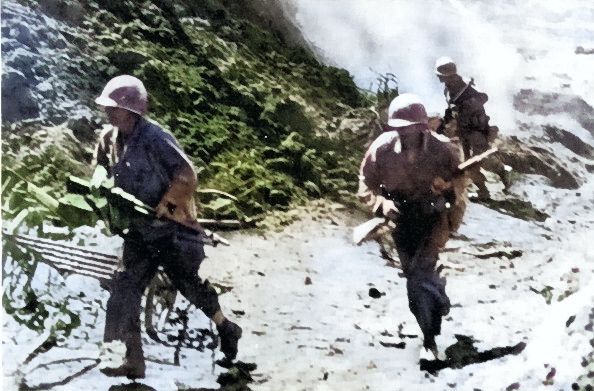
[1,0,388,350]
[5,0,380,226]
[2,123,95,232]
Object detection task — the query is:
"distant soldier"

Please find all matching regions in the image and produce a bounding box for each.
[93,75,241,379]
[434,57,504,200]
[357,93,467,357]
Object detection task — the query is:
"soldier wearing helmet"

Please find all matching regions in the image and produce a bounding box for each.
[93,75,242,379]
[434,57,503,200]
[357,93,467,358]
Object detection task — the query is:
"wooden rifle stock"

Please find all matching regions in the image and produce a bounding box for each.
[456,147,498,173]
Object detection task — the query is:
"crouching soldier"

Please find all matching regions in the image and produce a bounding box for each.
[357,93,467,358]
[93,75,242,379]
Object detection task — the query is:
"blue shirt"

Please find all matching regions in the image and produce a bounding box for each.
[95,117,193,208]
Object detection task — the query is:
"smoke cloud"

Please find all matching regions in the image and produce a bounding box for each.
[290,0,594,132]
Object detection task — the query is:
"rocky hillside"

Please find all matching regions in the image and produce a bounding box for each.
[4,0,590,227]
[2,1,594,391]
[1,0,381,226]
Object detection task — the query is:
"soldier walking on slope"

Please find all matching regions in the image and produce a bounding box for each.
[357,93,467,358]
[434,56,506,200]
[92,75,242,379]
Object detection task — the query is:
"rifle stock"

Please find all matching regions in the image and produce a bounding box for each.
[352,217,389,246]
[456,147,498,173]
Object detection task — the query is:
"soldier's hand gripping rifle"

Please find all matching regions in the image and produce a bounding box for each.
[66,173,230,247]
[353,147,498,245]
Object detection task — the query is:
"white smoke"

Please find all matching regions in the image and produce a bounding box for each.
[291,0,594,133]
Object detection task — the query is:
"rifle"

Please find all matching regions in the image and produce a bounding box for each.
[456,147,498,173]
[66,176,230,247]
[353,147,498,245]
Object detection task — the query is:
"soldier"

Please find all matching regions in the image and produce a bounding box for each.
[434,56,504,200]
[93,75,242,379]
[358,93,467,358]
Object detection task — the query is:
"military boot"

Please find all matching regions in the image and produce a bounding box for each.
[217,319,242,360]
[99,340,146,379]
[100,361,146,380]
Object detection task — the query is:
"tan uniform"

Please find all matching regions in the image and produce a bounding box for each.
[358,129,466,266]
[358,128,466,351]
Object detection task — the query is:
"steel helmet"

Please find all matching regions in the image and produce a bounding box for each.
[95,75,148,115]
[435,56,457,77]
[387,93,428,128]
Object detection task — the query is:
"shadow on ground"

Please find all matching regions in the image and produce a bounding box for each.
[420,334,527,373]
[105,361,257,391]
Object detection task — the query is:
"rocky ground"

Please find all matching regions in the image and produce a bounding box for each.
[205,194,594,391]
[3,189,593,390]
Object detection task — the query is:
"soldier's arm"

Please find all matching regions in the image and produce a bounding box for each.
[357,170,378,210]
[447,174,467,232]
[151,134,200,226]
[445,143,467,231]
[357,154,398,218]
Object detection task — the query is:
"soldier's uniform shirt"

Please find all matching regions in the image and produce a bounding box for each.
[94,117,194,208]
[358,129,466,243]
